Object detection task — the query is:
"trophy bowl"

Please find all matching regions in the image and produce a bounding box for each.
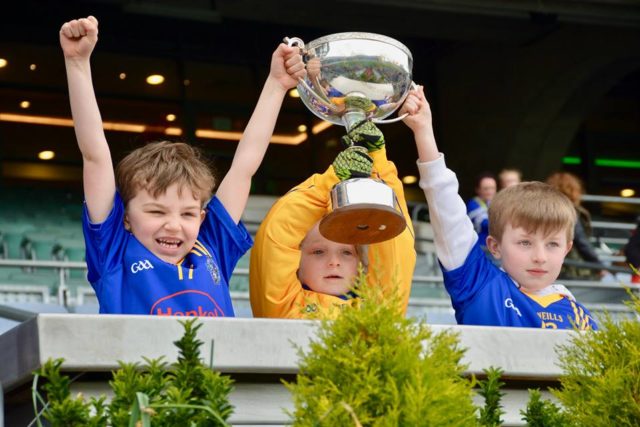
[291,32,413,128]
[286,32,412,245]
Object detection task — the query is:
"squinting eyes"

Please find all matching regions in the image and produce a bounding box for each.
[145,210,198,216]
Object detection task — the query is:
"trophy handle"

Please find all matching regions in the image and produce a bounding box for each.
[283,36,342,112]
[372,115,408,125]
[283,36,305,50]
[371,81,418,124]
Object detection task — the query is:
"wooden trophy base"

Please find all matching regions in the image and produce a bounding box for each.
[319,203,406,245]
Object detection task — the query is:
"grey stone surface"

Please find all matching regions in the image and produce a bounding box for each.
[1,314,577,426]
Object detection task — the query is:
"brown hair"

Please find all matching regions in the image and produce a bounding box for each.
[488,181,576,242]
[115,141,215,206]
[545,172,583,206]
[474,171,497,189]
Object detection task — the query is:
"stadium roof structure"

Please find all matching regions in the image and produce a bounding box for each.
[0,0,639,202]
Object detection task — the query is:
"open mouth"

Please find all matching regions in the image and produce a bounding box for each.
[324,275,343,279]
[156,238,183,249]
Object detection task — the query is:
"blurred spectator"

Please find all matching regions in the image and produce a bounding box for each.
[546,172,605,280]
[498,168,522,190]
[466,172,497,248]
[624,218,640,283]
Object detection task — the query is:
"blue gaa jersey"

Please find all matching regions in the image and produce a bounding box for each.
[443,242,597,330]
[82,193,252,316]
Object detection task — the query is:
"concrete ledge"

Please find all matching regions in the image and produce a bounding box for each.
[0,314,578,426]
[0,314,576,390]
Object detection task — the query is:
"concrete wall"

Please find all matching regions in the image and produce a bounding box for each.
[1,314,578,426]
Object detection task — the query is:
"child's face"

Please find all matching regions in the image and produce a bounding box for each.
[298,224,359,297]
[476,177,497,203]
[499,172,520,189]
[487,223,572,292]
[125,183,205,264]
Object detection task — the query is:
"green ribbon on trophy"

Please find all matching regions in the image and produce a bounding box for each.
[332,145,373,181]
[333,118,385,181]
[341,120,385,153]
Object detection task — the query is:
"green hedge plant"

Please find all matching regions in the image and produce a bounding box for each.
[520,389,568,427]
[517,288,640,426]
[287,271,478,426]
[32,319,233,426]
[477,367,505,427]
[552,290,640,426]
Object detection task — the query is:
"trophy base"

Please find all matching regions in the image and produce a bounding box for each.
[319,204,406,245]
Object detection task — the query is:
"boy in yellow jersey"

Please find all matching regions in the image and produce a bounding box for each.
[250,104,418,319]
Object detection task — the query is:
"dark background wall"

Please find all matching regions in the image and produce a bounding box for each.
[0,0,639,217]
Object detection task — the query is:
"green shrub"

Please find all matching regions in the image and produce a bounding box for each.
[477,367,505,427]
[552,291,640,426]
[31,358,107,427]
[287,272,478,426]
[32,319,233,426]
[520,389,568,427]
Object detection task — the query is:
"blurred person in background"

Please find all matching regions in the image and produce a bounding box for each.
[498,168,522,190]
[467,172,497,249]
[624,218,640,283]
[546,172,606,281]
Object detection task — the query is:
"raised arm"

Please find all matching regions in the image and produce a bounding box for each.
[216,44,305,223]
[400,86,438,163]
[400,86,476,271]
[60,16,115,223]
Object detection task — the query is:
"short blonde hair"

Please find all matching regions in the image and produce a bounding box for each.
[488,181,576,242]
[115,141,215,206]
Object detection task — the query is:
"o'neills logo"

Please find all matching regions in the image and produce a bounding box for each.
[150,290,225,317]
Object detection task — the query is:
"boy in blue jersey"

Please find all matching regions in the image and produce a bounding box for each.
[60,16,305,316]
[400,86,597,330]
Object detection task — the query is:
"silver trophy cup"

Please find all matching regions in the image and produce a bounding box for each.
[286,32,413,245]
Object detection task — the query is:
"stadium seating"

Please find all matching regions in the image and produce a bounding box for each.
[0,188,637,321]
